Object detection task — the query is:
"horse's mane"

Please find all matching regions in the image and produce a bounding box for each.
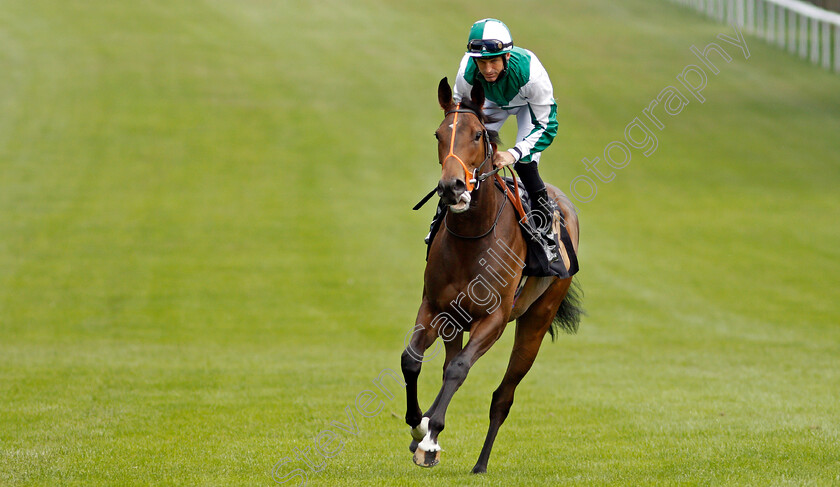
[458,98,502,145]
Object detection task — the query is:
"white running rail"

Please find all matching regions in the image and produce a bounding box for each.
[668,0,840,72]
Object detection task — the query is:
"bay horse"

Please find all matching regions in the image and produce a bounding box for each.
[400,78,582,474]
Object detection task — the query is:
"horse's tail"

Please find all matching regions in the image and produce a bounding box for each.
[548,279,584,340]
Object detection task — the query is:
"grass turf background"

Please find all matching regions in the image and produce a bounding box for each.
[1,0,839,485]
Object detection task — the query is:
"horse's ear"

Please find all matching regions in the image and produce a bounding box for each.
[438,77,453,111]
[470,82,485,110]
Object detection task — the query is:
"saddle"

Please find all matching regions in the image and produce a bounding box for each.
[425,177,579,278]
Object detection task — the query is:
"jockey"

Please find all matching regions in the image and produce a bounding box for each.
[429,18,560,263]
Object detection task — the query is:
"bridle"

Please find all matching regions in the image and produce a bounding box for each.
[441,104,501,192]
[437,104,513,239]
[411,104,509,214]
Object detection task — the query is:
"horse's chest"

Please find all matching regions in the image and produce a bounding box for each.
[426,267,514,321]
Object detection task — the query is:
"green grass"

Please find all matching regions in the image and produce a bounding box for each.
[1,0,839,485]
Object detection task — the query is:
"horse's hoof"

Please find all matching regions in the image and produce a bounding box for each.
[412,447,441,468]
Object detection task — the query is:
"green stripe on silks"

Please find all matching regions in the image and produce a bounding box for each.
[521,102,558,163]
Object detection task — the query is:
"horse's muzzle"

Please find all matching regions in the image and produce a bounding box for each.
[437,178,467,206]
[438,178,471,213]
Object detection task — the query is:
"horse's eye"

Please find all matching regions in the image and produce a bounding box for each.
[474,131,482,141]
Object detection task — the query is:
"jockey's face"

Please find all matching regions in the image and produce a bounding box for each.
[475,54,509,83]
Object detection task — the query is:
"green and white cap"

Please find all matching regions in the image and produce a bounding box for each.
[466,18,513,58]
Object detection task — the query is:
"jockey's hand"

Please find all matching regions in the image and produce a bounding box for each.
[493,150,516,169]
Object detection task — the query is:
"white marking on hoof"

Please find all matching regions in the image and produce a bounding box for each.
[412,433,442,468]
[410,417,429,441]
[417,431,441,453]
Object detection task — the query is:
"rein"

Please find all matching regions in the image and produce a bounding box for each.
[443,185,508,239]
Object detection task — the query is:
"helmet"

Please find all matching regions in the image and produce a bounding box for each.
[466,18,513,58]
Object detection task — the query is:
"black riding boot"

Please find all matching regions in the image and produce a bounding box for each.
[515,162,559,263]
[530,188,559,263]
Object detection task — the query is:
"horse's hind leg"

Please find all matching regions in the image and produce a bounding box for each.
[472,277,572,474]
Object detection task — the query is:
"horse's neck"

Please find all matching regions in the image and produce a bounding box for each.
[428,182,524,310]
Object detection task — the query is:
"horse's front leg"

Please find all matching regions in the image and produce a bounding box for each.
[401,300,439,447]
[442,330,464,380]
[413,314,506,467]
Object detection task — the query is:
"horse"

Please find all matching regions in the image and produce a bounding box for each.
[400,77,583,474]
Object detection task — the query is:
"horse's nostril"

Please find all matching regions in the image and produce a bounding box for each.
[437,178,466,203]
[436,180,447,197]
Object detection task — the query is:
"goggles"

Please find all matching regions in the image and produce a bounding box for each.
[466,39,512,54]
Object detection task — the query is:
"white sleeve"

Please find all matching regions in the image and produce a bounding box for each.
[452,54,473,103]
